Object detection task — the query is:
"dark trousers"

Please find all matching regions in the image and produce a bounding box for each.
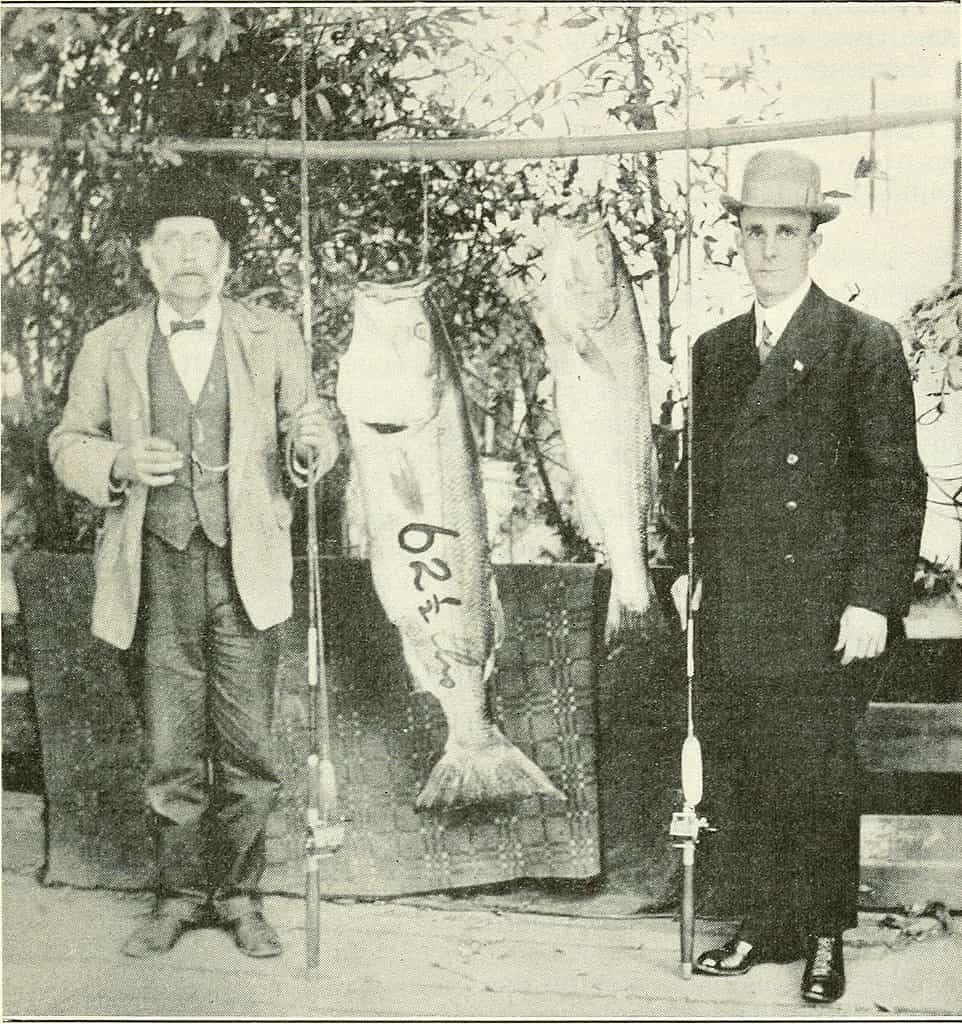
[141,530,281,918]
[704,669,868,946]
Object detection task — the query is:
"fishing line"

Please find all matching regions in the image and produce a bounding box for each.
[667,7,713,983]
[683,12,696,748]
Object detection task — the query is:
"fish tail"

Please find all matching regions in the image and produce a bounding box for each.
[604,591,665,649]
[415,729,565,809]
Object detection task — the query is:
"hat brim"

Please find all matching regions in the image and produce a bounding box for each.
[720,193,840,225]
[122,167,247,247]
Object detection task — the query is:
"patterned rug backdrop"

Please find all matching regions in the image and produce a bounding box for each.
[15,552,659,898]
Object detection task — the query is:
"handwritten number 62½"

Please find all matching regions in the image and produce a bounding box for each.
[409,557,452,592]
[397,522,460,554]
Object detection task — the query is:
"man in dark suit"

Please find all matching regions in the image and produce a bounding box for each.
[50,165,340,959]
[670,149,925,1003]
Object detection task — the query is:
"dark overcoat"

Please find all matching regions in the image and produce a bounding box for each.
[686,283,925,682]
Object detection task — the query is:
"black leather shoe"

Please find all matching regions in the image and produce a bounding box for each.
[695,936,766,976]
[801,935,845,1004]
[123,912,189,958]
[696,930,802,977]
[229,909,282,958]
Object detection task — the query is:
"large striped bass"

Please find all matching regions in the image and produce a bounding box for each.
[528,217,662,645]
[336,277,563,809]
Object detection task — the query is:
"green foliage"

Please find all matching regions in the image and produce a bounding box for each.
[899,277,962,388]
[2,5,768,561]
[899,278,962,600]
[913,556,959,604]
[2,6,541,550]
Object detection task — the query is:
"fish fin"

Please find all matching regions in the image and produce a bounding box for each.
[389,452,424,513]
[415,729,565,809]
[489,576,505,660]
[573,334,615,378]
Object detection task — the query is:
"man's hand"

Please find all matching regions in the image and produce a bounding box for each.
[670,574,702,630]
[111,437,183,488]
[289,401,339,476]
[833,605,888,666]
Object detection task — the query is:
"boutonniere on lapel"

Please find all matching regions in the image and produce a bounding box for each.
[793,359,805,373]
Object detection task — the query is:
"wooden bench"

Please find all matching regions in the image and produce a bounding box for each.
[858,606,961,909]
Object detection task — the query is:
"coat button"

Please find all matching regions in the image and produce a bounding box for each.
[784,553,796,564]
[786,452,799,465]
[785,500,798,511]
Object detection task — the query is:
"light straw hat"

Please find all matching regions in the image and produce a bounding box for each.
[720,149,840,226]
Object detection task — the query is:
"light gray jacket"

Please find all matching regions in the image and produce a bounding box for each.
[49,298,317,649]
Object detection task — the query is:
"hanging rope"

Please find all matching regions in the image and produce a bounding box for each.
[418,161,431,278]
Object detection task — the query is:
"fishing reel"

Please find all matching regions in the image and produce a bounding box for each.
[669,732,718,978]
[305,816,345,858]
[669,805,714,846]
[669,730,715,845]
[305,754,346,858]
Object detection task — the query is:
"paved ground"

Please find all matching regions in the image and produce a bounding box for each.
[3,792,961,1022]
[3,873,962,1020]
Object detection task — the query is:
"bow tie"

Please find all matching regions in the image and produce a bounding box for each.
[169,319,205,335]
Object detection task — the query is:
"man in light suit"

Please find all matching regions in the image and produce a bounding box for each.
[49,165,339,959]
[669,150,925,1003]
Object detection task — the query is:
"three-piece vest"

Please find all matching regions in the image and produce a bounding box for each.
[144,325,230,549]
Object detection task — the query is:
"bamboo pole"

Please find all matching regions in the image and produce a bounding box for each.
[869,77,877,215]
[953,63,961,279]
[2,107,956,163]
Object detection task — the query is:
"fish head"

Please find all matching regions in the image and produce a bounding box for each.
[538,218,620,339]
[336,277,445,430]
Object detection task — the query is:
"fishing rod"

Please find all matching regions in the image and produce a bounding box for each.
[287,12,344,974]
[667,10,713,980]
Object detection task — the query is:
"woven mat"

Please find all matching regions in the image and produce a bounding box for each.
[15,553,620,897]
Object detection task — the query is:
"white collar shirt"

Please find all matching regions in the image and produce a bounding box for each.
[754,278,812,349]
[156,296,223,405]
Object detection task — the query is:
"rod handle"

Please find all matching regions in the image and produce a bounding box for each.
[305,857,320,972]
[681,735,703,809]
[680,850,695,978]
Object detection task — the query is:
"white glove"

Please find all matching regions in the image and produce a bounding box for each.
[833,604,888,666]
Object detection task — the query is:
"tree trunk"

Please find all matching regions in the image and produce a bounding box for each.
[627,7,674,365]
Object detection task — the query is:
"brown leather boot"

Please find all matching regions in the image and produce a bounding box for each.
[228,909,282,958]
[123,912,189,958]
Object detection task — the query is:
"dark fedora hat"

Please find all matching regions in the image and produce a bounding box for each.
[123,163,247,247]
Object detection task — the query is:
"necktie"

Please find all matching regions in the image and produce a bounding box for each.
[170,319,205,335]
[758,319,774,365]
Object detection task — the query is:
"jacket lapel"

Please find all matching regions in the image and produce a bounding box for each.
[123,303,157,417]
[731,284,836,435]
[220,299,261,503]
[696,312,757,448]
[720,311,760,410]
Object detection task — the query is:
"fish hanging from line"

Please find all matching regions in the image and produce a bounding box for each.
[526,216,663,647]
[336,276,564,810]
